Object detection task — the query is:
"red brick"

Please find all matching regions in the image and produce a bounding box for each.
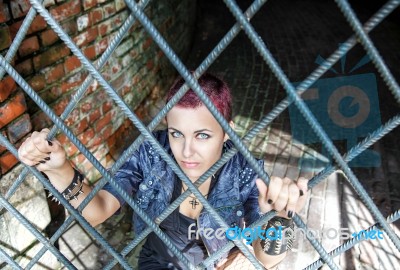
[80,101,92,113]
[10,0,31,19]
[102,100,113,114]
[15,58,34,77]
[90,8,103,25]
[73,27,98,47]
[65,142,78,157]
[33,44,70,70]
[73,153,85,164]
[83,45,96,60]
[110,71,127,91]
[88,108,101,122]
[64,55,81,72]
[78,127,94,145]
[10,16,46,39]
[0,25,11,51]
[0,77,17,102]
[7,114,32,143]
[53,97,69,116]
[95,110,112,132]
[60,72,86,93]
[142,37,153,51]
[89,134,101,147]
[50,0,81,22]
[0,151,19,174]
[0,92,27,129]
[64,109,79,126]
[44,63,65,83]
[98,17,113,36]
[0,3,11,23]
[40,29,59,46]
[19,36,40,57]
[29,15,47,34]
[28,74,46,92]
[103,2,116,19]
[83,0,97,10]
[56,133,68,144]
[73,118,89,134]
[100,125,113,140]
[95,37,108,56]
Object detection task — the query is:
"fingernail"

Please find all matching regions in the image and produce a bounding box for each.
[288,210,293,218]
[39,160,46,164]
[267,199,273,204]
[47,140,53,146]
[300,190,304,196]
[44,157,51,161]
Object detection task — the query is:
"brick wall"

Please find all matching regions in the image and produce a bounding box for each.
[0,0,197,181]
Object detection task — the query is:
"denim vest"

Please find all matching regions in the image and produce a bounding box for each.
[103,130,265,265]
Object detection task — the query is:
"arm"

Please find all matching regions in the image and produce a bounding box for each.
[18,129,120,227]
[251,177,309,269]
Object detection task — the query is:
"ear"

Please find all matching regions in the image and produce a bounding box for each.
[224,121,235,142]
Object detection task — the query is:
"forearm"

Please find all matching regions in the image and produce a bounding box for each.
[44,162,120,227]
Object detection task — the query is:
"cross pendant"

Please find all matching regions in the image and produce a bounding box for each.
[189,198,199,209]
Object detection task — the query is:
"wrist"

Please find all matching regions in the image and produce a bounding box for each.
[260,216,295,255]
[43,163,75,191]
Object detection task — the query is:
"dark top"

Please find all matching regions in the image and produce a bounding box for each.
[138,176,211,269]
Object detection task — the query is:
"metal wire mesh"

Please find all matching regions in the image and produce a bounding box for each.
[0,0,399,269]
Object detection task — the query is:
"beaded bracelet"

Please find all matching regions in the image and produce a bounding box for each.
[260,216,295,255]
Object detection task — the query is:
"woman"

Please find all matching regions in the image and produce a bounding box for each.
[18,73,308,269]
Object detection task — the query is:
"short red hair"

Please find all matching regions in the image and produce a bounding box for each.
[166,73,232,122]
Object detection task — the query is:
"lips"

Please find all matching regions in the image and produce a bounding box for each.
[181,161,200,169]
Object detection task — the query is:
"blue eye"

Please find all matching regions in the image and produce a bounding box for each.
[170,131,183,138]
[197,133,210,140]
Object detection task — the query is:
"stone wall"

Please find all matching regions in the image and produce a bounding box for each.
[0,0,196,268]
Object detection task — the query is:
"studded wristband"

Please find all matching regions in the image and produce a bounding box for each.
[260,216,295,255]
[61,168,84,201]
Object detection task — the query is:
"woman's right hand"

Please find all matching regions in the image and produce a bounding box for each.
[18,128,69,173]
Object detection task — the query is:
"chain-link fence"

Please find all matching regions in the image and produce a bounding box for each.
[1,0,400,269]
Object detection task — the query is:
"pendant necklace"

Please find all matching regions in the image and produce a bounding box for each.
[182,186,208,209]
[182,175,215,210]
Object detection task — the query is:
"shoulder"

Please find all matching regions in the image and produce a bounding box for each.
[224,139,264,169]
[223,139,264,188]
[139,129,170,153]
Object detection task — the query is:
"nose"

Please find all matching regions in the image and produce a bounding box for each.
[182,138,194,158]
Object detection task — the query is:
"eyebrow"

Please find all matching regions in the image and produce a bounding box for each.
[168,127,214,133]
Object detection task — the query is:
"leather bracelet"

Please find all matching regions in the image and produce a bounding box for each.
[260,216,295,255]
[48,168,85,204]
[61,168,84,201]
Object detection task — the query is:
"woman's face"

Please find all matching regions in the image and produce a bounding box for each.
[166,105,229,181]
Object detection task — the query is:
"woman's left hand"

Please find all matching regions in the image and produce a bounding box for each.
[255,176,309,218]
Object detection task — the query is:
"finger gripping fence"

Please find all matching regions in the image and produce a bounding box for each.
[0,0,399,269]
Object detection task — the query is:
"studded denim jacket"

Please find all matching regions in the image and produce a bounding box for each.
[102,130,265,264]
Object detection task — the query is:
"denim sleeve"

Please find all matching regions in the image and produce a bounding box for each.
[243,159,266,226]
[102,147,143,210]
